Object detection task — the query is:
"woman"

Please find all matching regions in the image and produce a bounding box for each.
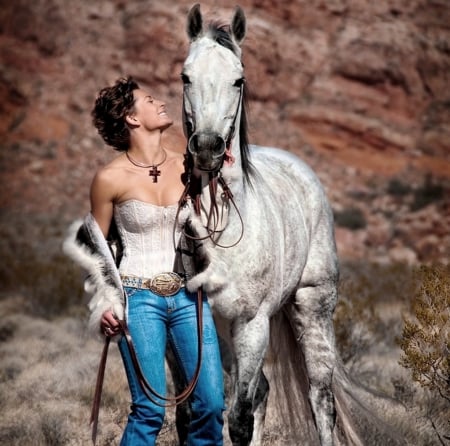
[67,77,224,445]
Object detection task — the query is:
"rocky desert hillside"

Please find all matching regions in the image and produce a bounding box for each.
[1,0,449,265]
[1,3,449,445]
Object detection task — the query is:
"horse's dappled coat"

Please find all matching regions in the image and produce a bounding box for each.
[177,5,408,446]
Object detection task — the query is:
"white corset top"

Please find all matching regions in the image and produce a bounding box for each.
[114,199,189,278]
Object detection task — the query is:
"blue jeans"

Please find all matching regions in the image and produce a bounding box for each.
[118,287,225,446]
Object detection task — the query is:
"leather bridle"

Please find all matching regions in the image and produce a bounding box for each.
[183,83,244,159]
[179,83,245,249]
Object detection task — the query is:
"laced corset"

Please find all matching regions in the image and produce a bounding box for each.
[114,199,189,278]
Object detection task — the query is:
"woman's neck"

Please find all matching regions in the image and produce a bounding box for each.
[128,132,164,164]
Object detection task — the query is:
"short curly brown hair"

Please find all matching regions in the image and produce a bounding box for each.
[91,77,139,151]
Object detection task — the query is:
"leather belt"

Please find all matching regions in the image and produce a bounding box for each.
[121,272,185,296]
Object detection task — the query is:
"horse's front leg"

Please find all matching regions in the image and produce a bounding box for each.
[249,371,269,446]
[292,281,338,446]
[228,313,270,446]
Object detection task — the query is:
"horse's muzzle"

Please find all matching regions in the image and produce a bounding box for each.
[188,131,226,171]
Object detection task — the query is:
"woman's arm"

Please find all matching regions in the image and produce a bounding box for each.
[89,168,122,335]
[90,168,116,238]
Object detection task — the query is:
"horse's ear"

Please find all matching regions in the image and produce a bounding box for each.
[187,3,203,41]
[230,6,246,45]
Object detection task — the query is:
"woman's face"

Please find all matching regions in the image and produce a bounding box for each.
[131,88,173,131]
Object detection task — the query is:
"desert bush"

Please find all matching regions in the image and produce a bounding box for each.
[399,264,450,403]
[410,174,445,211]
[0,249,84,317]
[335,262,414,366]
[40,409,71,446]
[333,207,367,230]
[334,262,450,444]
[397,264,450,444]
[334,292,380,366]
[0,211,85,317]
[387,178,411,197]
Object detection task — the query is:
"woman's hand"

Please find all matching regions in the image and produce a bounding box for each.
[101,310,121,337]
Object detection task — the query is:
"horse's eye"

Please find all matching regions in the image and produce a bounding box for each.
[233,77,245,88]
[181,73,191,85]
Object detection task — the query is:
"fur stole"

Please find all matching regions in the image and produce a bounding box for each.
[62,213,124,336]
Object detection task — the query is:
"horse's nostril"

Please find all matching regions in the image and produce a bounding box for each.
[213,137,224,154]
[188,134,199,154]
[188,132,225,156]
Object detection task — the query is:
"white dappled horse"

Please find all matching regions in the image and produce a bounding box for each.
[174,5,407,446]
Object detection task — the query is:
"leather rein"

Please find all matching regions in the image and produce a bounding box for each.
[91,292,203,444]
[176,171,244,249]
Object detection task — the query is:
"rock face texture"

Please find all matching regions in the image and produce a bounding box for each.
[1,0,449,264]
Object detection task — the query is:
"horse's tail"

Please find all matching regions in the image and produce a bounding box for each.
[269,312,411,445]
[269,311,320,445]
[331,361,411,445]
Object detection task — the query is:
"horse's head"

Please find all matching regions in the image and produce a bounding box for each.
[182,4,248,175]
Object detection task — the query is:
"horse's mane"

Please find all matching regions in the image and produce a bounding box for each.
[206,22,254,185]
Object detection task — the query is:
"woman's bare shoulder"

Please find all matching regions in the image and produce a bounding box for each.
[91,153,127,187]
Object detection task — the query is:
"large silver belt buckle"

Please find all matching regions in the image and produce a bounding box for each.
[147,272,183,296]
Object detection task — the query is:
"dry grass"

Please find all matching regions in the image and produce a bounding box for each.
[0,295,291,445]
[0,262,448,445]
[0,296,125,446]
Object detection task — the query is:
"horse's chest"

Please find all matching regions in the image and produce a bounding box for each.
[203,252,275,320]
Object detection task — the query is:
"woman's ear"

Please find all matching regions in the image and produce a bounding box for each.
[125,114,138,126]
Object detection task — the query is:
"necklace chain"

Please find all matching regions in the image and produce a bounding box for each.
[126,148,167,183]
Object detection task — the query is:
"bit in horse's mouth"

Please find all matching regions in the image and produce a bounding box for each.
[195,159,223,172]
[224,147,235,166]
